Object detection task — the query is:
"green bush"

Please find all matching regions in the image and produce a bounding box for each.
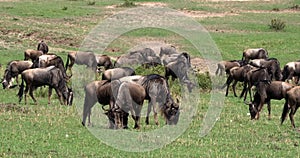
[119,0,136,7]
[269,18,286,31]
[195,72,212,90]
[87,1,96,5]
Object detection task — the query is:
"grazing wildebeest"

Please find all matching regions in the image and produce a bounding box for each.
[244,81,294,120]
[65,51,97,76]
[249,58,282,81]
[82,80,113,127]
[281,86,300,128]
[159,45,177,59]
[241,67,271,101]
[215,60,246,76]
[95,54,113,70]
[119,74,180,125]
[164,53,195,93]
[37,40,49,54]
[24,49,43,61]
[222,65,254,97]
[17,66,73,105]
[101,67,135,81]
[282,61,300,84]
[2,60,33,89]
[242,48,268,63]
[114,48,161,67]
[110,81,146,129]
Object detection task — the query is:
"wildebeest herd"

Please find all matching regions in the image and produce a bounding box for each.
[217,48,300,128]
[1,41,193,129]
[2,42,300,129]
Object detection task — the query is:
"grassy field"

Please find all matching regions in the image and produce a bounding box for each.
[1,0,300,157]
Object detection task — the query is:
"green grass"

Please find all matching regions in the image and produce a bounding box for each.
[1,0,300,157]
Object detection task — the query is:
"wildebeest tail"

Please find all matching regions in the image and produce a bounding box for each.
[281,98,289,125]
[241,51,245,61]
[17,75,25,103]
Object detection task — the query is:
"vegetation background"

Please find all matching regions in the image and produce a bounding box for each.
[0,0,300,157]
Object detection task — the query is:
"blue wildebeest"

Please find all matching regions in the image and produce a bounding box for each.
[281,86,300,128]
[242,48,268,63]
[101,67,135,81]
[222,64,254,97]
[37,40,49,54]
[2,60,33,89]
[241,67,271,101]
[17,66,73,105]
[65,51,98,76]
[244,81,294,120]
[110,80,146,129]
[249,58,282,81]
[164,52,195,93]
[114,48,161,68]
[81,80,146,129]
[215,60,246,76]
[95,54,113,70]
[24,49,43,61]
[33,54,69,79]
[119,74,180,125]
[281,61,300,84]
[82,80,115,127]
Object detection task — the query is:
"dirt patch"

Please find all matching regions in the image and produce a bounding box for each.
[137,2,167,7]
[182,10,239,18]
[191,58,211,74]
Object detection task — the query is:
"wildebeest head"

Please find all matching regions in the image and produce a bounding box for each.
[163,97,180,125]
[102,105,116,129]
[245,100,258,120]
[37,40,49,54]
[2,69,13,89]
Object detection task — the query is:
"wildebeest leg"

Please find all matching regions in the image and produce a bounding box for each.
[24,84,29,104]
[224,76,233,96]
[291,105,299,128]
[54,88,64,105]
[289,106,297,128]
[215,67,220,75]
[247,83,253,102]
[48,87,52,105]
[29,86,37,104]
[232,80,239,97]
[82,95,97,126]
[133,104,143,129]
[240,82,249,101]
[145,100,152,125]
[267,100,271,120]
[122,112,129,129]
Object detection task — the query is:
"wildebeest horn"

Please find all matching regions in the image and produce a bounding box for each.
[244,101,251,105]
[102,104,110,111]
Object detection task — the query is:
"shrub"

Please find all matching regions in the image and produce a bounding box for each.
[119,0,136,7]
[62,6,68,10]
[195,72,212,90]
[87,1,96,6]
[269,18,286,31]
